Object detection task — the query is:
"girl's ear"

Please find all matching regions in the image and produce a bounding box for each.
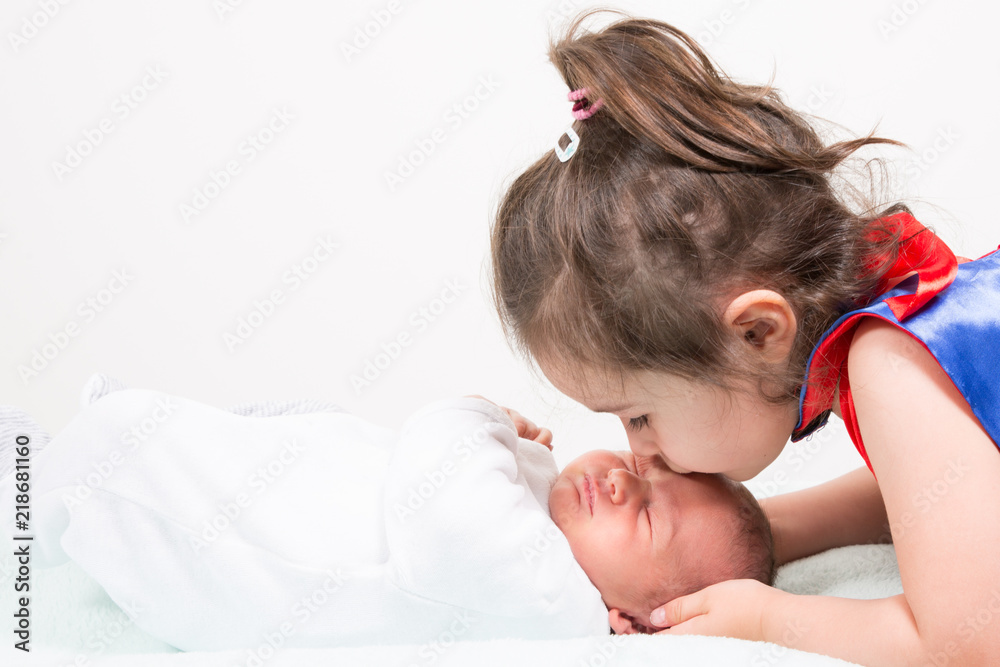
[722,290,797,364]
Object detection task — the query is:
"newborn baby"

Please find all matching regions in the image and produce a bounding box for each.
[0,382,772,651]
[550,449,773,635]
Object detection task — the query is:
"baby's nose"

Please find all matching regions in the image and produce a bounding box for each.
[607,468,643,505]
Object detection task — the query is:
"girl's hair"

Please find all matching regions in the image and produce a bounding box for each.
[490,11,906,401]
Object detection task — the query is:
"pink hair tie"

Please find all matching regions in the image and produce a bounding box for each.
[568,88,604,120]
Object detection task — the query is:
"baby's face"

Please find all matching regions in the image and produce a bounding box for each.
[549,449,743,628]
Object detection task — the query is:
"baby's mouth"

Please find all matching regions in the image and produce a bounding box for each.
[583,474,595,515]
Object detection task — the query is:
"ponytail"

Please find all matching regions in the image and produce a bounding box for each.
[492,12,906,401]
[550,11,901,173]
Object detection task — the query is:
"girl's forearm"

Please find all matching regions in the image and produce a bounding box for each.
[767,593,924,667]
[760,466,889,565]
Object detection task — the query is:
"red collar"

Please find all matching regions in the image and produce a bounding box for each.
[791,211,959,441]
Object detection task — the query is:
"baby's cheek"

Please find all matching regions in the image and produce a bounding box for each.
[547,483,576,530]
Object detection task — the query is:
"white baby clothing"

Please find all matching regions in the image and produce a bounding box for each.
[0,390,608,650]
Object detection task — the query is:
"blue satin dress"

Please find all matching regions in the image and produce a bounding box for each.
[791,218,1000,472]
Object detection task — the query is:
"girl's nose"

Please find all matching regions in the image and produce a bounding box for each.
[626,432,662,459]
[606,468,645,505]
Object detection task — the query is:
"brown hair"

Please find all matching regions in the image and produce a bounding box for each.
[490,11,906,401]
[730,479,777,587]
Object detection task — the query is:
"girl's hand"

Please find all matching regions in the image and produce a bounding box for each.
[649,579,776,642]
[465,395,554,449]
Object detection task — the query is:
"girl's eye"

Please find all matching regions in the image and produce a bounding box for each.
[627,414,649,432]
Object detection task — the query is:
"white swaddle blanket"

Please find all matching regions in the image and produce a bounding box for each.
[0,388,607,651]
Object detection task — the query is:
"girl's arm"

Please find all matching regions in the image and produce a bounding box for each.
[760,465,889,565]
[658,319,1000,665]
[841,319,1000,664]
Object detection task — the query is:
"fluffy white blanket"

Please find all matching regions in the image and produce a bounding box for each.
[0,543,900,666]
[0,379,902,665]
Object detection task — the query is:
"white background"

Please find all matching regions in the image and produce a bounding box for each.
[2,0,996,497]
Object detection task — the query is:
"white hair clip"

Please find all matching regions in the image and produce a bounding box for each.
[554,126,580,162]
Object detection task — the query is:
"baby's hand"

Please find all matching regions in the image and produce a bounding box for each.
[466,395,554,450]
[501,406,554,450]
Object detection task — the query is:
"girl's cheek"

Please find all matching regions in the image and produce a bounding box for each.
[650,427,687,469]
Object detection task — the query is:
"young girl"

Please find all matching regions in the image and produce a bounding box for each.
[490,11,1000,667]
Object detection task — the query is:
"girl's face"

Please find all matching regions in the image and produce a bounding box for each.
[542,364,798,481]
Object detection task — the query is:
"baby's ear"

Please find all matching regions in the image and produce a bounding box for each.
[608,608,645,635]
